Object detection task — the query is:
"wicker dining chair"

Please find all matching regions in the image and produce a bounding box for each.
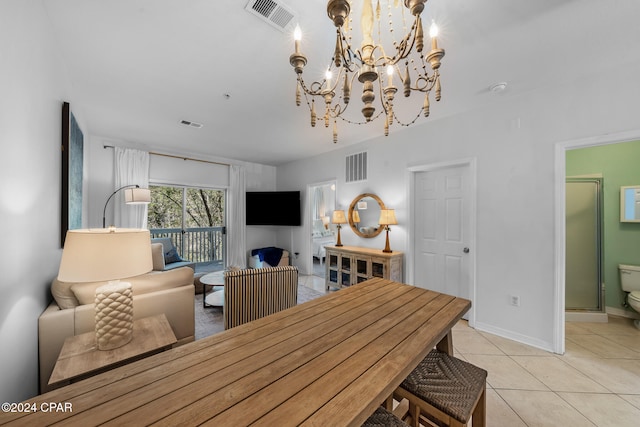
[394,349,487,427]
[362,406,410,427]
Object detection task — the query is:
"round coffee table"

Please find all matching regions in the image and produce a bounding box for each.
[200,271,224,307]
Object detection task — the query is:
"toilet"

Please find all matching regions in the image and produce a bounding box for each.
[618,264,640,329]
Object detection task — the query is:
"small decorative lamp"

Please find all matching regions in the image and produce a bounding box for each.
[332,210,347,247]
[321,215,330,230]
[378,209,398,253]
[351,210,361,225]
[103,185,151,228]
[58,228,153,350]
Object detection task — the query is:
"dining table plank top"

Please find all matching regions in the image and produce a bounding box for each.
[0,278,470,427]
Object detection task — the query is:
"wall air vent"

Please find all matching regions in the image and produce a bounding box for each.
[180,120,203,129]
[346,151,368,183]
[245,0,296,32]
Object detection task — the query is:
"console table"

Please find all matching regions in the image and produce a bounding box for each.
[325,245,403,290]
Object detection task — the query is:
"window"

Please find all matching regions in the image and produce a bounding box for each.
[148,185,226,270]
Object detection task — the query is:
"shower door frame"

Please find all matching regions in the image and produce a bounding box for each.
[565,177,604,312]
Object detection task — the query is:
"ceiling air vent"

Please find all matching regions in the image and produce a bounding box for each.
[180,120,203,129]
[245,0,296,32]
[346,151,368,183]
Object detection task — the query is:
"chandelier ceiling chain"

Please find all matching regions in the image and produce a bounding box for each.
[289,0,445,143]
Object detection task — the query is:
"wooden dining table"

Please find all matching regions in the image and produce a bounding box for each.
[1,278,470,427]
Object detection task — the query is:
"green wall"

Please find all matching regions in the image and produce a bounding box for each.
[567,140,640,313]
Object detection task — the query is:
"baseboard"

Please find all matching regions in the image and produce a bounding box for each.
[565,311,608,323]
[473,321,555,353]
[606,306,640,319]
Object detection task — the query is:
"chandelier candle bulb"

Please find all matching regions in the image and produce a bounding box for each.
[294,25,301,54]
[430,21,438,50]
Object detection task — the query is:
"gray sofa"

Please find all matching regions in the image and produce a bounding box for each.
[151,237,195,271]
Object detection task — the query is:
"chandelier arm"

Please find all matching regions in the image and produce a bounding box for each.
[337,27,364,69]
[411,74,437,93]
[297,76,328,97]
[381,17,420,65]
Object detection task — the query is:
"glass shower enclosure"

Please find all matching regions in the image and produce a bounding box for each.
[565,178,603,312]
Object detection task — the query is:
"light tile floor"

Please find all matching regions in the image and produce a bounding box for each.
[454,316,640,426]
[300,275,640,426]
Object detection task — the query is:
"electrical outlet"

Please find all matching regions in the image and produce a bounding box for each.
[509,295,521,307]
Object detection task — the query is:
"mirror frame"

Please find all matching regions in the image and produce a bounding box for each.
[620,185,640,223]
[348,193,386,238]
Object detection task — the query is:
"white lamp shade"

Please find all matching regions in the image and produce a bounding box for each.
[332,210,347,224]
[351,210,361,223]
[124,187,151,204]
[58,228,153,282]
[378,209,398,226]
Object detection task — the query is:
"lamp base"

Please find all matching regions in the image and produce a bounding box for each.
[382,227,392,253]
[335,225,343,247]
[95,281,134,351]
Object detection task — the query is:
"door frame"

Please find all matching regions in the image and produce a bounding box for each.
[407,158,478,327]
[554,128,640,354]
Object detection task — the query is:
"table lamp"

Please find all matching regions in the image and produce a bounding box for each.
[378,209,398,253]
[351,210,361,225]
[58,228,153,350]
[321,216,330,230]
[332,210,347,247]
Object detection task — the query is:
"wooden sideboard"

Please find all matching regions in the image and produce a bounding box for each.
[325,245,403,290]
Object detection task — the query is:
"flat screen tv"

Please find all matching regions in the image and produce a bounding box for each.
[246,191,301,226]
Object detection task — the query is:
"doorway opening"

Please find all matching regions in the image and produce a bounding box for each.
[307,181,336,278]
[147,184,226,273]
[554,129,640,354]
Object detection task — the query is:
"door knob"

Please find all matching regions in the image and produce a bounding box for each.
[463,247,470,253]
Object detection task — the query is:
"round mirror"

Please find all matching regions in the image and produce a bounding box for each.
[348,193,386,238]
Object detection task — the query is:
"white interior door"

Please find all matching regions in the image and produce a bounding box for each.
[413,165,472,305]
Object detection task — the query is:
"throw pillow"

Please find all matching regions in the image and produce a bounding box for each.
[165,247,183,264]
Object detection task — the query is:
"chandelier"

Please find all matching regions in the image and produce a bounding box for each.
[289,0,445,143]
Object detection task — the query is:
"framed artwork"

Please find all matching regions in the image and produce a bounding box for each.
[61,102,83,246]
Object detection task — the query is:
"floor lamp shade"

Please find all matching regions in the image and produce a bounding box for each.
[124,187,151,204]
[58,228,152,350]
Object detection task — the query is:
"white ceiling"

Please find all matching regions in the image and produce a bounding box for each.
[42,0,640,166]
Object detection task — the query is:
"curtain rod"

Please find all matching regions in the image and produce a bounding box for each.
[103,145,230,167]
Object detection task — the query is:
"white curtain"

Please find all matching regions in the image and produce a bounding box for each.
[114,147,150,228]
[227,164,246,268]
[313,186,325,219]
